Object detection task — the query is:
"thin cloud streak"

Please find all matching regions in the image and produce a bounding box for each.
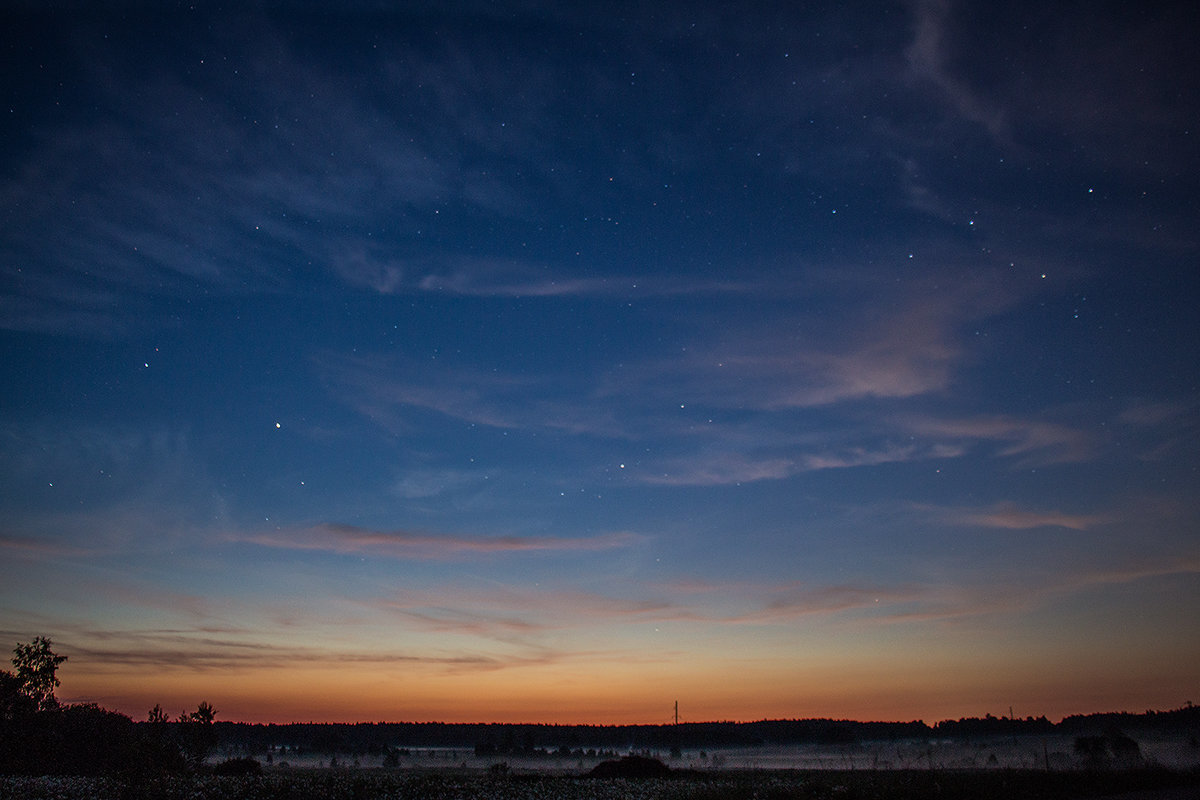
[376,586,683,627]
[725,583,928,625]
[901,414,1093,465]
[372,579,928,636]
[58,629,505,673]
[640,444,950,486]
[885,555,1200,626]
[412,261,788,299]
[237,522,642,560]
[942,502,1107,531]
[314,351,635,438]
[0,534,91,559]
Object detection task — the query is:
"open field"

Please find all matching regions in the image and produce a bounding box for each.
[242,733,1200,773]
[4,767,1200,800]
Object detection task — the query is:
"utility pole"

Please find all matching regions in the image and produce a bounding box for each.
[670,700,681,760]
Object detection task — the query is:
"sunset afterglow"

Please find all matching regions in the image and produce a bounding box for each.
[2,2,1197,725]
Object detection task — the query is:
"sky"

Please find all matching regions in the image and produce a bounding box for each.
[1,1,1198,726]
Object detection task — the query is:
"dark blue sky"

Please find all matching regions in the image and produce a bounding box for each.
[2,1,1198,723]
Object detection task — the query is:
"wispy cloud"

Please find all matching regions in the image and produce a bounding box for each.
[640,440,960,486]
[598,265,1019,414]
[57,627,503,672]
[905,0,1010,143]
[797,442,965,472]
[906,0,1197,182]
[394,577,930,631]
[315,352,531,432]
[236,522,642,560]
[2,19,560,333]
[1062,556,1200,594]
[315,350,637,439]
[906,554,1200,624]
[669,557,1200,631]
[365,583,693,645]
[411,259,779,299]
[391,468,483,500]
[901,413,1092,466]
[641,454,796,487]
[413,257,621,298]
[0,534,91,559]
[730,583,929,624]
[316,260,1037,490]
[935,502,1107,531]
[350,585,694,661]
[1119,400,1191,427]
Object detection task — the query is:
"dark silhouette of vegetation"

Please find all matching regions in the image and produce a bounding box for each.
[1074,727,1143,768]
[221,717,934,759]
[8,637,67,713]
[0,637,212,779]
[587,754,672,778]
[933,713,1055,738]
[187,705,1200,768]
[212,756,263,776]
[177,701,219,769]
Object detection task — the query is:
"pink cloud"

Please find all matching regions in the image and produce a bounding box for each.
[947,503,1107,531]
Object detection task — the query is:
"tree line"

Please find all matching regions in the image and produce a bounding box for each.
[210,708,1199,760]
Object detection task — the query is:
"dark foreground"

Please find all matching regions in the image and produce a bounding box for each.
[3,768,1199,800]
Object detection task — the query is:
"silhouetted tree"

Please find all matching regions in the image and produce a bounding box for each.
[0,637,67,773]
[0,669,37,722]
[6,636,67,712]
[178,701,218,768]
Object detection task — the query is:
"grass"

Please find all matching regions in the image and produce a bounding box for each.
[2,766,1198,800]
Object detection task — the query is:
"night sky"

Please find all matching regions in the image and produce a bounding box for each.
[2,2,1198,725]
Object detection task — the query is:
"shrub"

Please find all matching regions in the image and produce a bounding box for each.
[586,754,672,778]
[213,757,263,776]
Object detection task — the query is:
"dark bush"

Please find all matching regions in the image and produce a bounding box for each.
[1074,728,1143,768]
[213,756,263,776]
[587,754,672,778]
[0,702,185,776]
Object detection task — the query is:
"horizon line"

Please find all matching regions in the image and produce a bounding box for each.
[130,704,1194,728]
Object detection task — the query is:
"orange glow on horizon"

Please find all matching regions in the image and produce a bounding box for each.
[58,652,1199,726]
